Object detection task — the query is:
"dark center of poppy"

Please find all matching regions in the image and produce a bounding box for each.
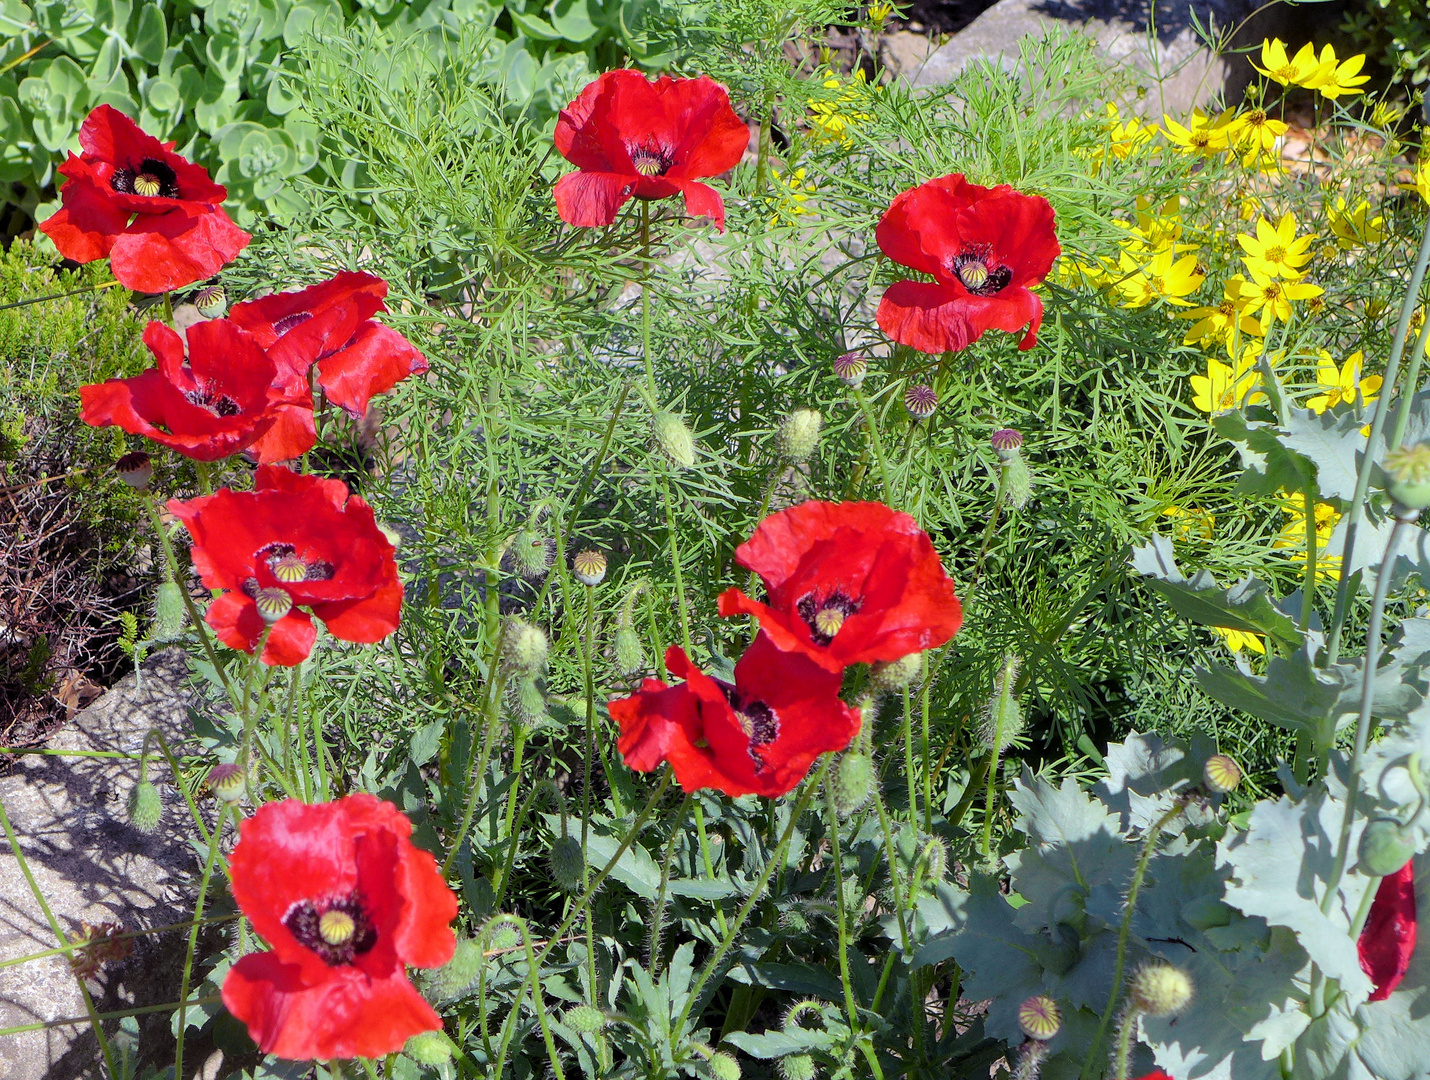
[629,144,675,178]
[240,543,336,595]
[795,589,863,646]
[110,158,179,199]
[184,387,241,417]
[719,684,780,771]
[950,250,1012,296]
[272,311,314,336]
[283,894,377,966]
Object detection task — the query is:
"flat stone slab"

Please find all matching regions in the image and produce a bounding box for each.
[0,648,206,1079]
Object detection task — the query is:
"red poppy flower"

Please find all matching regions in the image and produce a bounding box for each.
[717,501,962,674]
[553,70,749,231]
[168,465,402,666]
[221,794,457,1060]
[875,173,1059,354]
[79,319,305,462]
[229,271,428,427]
[1358,860,1418,1002]
[39,105,250,293]
[609,633,860,797]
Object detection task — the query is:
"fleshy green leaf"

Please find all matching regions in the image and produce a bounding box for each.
[1133,535,1302,646]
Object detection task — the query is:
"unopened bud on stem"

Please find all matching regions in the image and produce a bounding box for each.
[777,409,822,463]
[1129,961,1194,1017]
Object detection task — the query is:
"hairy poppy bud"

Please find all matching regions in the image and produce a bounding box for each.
[508,529,553,580]
[192,284,227,319]
[573,549,607,586]
[425,937,482,1001]
[503,619,548,675]
[904,383,938,421]
[127,780,161,834]
[833,351,867,388]
[1004,454,1032,510]
[403,1030,453,1064]
[1203,754,1242,794]
[920,836,949,881]
[831,752,876,817]
[207,762,245,803]
[549,834,585,891]
[870,652,921,693]
[487,921,522,952]
[564,1005,606,1034]
[777,409,822,463]
[115,451,153,491]
[652,411,697,469]
[709,1051,741,1080]
[615,621,646,676]
[1129,961,1194,1016]
[778,903,811,935]
[990,428,1024,461]
[1359,817,1418,876]
[1018,995,1061,1040]
[980,654,1023,758]
[513,676,546,723]
[780,1055,817,1080]
[1384,443,1430,511]
[152,580,186,639]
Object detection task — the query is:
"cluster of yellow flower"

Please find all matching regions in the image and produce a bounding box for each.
[806,67,874,147]
[1251,38,1370,99]
[766,166,817,227]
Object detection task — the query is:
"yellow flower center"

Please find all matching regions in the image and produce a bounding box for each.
[1264,245,1286,263]
[319,910,356,946]
[272,555,308,583]
[814,607,846,638]
[133,173,163,197]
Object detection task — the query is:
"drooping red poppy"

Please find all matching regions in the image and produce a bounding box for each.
[39,105,250,293]
[609,633,860,797]
[553,69,749,231]
[221,794,457,1060]
[79,319,305,462]
[875,173,1059,354]
[1358,860,1418,1002]
[717,501,962,674]
[228,272,428,451]
[168,465,402,666]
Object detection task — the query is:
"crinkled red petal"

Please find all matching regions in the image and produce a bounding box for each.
[1359,860,1418,1002]
[317,321,428,416]
[554,171,635,227]
[205,591,316,666]
[108,205,250,293]
[38,173,127,264]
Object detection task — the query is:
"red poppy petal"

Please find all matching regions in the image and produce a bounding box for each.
[38,174,127,263]
[78,106,228,204]
[255,463,351,507]
[555,73,619,170]
[611,677,687,772]
[875,181,961,279]
[244,404,317,464]
[141,320,187,384]
[108,206,250,293]
[79,370,178,444]
[554,171,635,227]
[206,591,316,666]
[183,319,278,403]
[734,501,899,592]
[222,952,441,1061]
[317,321,428,416]
[312,576,402,645]
[666,77,748,177]
[388,832,458,969]
[1359,860,1418,1002]
[957,189,1060,286]
[677,180,726,231]
[877,280,981,354]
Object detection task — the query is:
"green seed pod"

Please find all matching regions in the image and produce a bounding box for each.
[573,549,607,586]
[979,654,1024,758]
[564,1004,606,1034]
[1203,754,1243,794]
[1018,995,1062,1040]
[831,752,876,817]
[549,834,585,891]
[869,652,921,693]
[115,451,152,491]
[509,529,553,580]
[502,619,548,675]
[207,763,245,803]
[1359,817,1418,876]
[127,780,161,834]
[652,411,697,469]
[403,1030,453,1065]
[152,580,187,640]
[615,622,646,677]
[1384,442,1430,510]
[192,284,227,319]
[777,409,822,463]
[1128,961,1194,1017]
[833,351,867,388]
[425,937,483,1001]
[779,1054,818,1080]
[708,1051,741,1080]
[1004,454,1032,510]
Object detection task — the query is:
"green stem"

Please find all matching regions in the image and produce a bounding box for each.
[1111,1007,1141,1080]
[442,651,509,877]
[661,480,693,653]
[901,686,919,827]
[871,783,911,951]
[968,461,1011,593]
[852,385,893,503]
[1300,481,1318,632]
[647,794,692,974]
[0,276,119,311]
[824,777,860,1034]
[693,802,729,937]
[174,804,229,1078]
[580,584,599,993]
[1389,303,1430,450]
[920,669,934,834]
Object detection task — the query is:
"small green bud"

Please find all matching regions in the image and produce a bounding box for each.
[1384,442,1430,510]
[573,549,607,586]
[503,619,548,675]
[779,1054,817,1080]
[990,428,1024,461]
[512,676,546,724]
[1004,453,1032,510]
[403,1030,453,1064]
[1017,994,1061,1040]
[778,903,811,935]
[1203,754,1243,794]
[919,836,949,881]
[831,752,876,817]
[549,834,585,891]
[709,1051,741,1080]
[206,763,245,803]
[152,580,186,639]
[615,622,646,676]
[564,1005,606,1034]
[777,409,822,463]
[869,652,921,693]
[1128,961,1194,1017]
[487,921,521,952]
[652,411,697,469]
[425,937,483,1000]
[192,284,227,319]
[980,654,1023,758]
[508,529,553,580]
[1359,817,1418,876]
[127,780,161,834]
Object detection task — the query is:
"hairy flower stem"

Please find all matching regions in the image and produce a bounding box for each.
[661,480,694,653]
[852,384,893,503]
[902,686,920,827]
[1327,212,1430,664]
[871,782,912,950]
[823,777,859,1033]
[693,802,729,936]
[1082,800,1185,1080]
[580,584,599,990]
[1111,1005,1142,1080]
[175,803,231,1078]
[647,794,692,974]
[1323,510,1415,916]
[442,653,508,877]
[1300,481,1318,633]
[968,462,1011,594]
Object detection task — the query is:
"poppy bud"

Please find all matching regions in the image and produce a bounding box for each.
[1383,442,1430,511]
[709,1051,741,1080]
[404,1030,454,1064]
[1359,817,1418,876]
[1018,995,1062,1040]
[425,937,483,1001]
[565,1005,606,1034]
[779,1053,817,1080]
[777,409,822,463]
[573,549,607,586]
[192,284,227,319]
[549,834,585,891]
[833,351,867,388]
[206,762,245,803]
[778,903,811,934]
[870,652,922,693]
[980,654,1023,758]
[1203,753,1242,794]
[652,411,697,469]
[152,579,186,639]
[487,920,522,952]
[115,451,153,491]
[920,836,949,881]
[503,619,548,675]
[512,676,546,724]
[831,751,876,817]
[990,427,1024,458]
[904,384,938,421]
[254,586,293,623]
[1004,454,1032,510]
[615,621,646,676]
[1128,961,1194,1017]
[509,529,553,580]
[127,780,161,834]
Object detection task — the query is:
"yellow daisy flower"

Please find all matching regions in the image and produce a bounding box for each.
[1115,248,1205,308]
[1408,156,1430,205]
[1305,350,1382,413]
[1370,99,1406,130]
[1327,196,1385,249]
[1212,625,1267,655]
[1237,266,1324,330]
[1274,494,1341,582]
[1237,212,1315,278]
[867,0,897,28]
[1251,38,1327,88]
[1161,109,1235,156]
[1190,348,1266,415]
[807,68,873,146]
[1162,504,1216,541]
[1227,107,1290,166]
[1305,45,1370,99]
[766,167,816,226]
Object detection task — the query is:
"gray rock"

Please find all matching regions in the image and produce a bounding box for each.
[0,649,221,1079]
